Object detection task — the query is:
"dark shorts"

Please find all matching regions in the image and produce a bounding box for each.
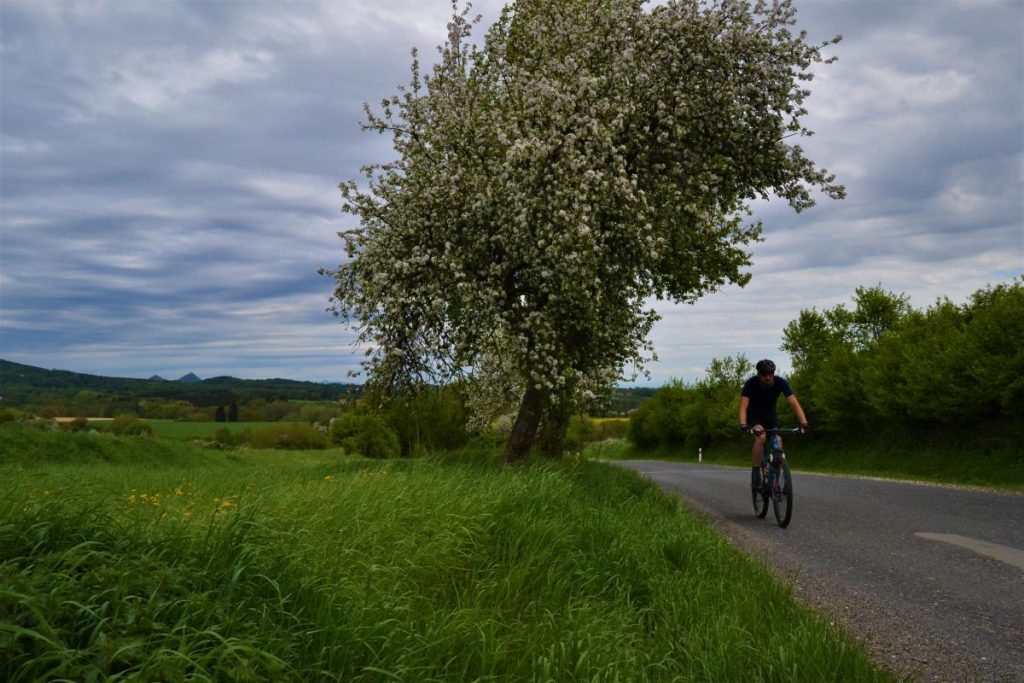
[748,415,778,430]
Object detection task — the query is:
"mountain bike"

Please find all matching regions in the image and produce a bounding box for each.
[751,427,803,528]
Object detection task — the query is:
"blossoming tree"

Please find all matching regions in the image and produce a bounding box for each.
[325,0,844,462]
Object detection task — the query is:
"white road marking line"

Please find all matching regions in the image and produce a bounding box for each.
[915,533,1024,571]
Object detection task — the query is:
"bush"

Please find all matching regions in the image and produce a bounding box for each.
[329,413,360,443]
[60,417,90,433]
[28,417,58,432]
[627,381,691,451]
[109,414,155,437]
[627,401,656,450]
[244,423,328,450]
[792,279,1023,431]
[564,415,597,453]
[297,402,345,425]
[385,386,469,455]
[213,427,235,446]
[330,414,400,458]
[627,357,752,452]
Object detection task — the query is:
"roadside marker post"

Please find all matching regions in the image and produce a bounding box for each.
[699,448,703,463]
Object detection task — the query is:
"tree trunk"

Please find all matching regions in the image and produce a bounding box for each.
[504,384,548,463]
[537,406,571,460]
[537,374,578,460]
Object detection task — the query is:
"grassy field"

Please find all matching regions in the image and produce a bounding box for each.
[145,420,279,441]
[585,430,1024,492]
[0,425,893,682]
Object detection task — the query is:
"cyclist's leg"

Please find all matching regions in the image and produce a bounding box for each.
[750,425,766,466]
[750,423,766,489]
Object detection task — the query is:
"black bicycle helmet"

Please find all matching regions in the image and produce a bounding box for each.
[755,359,776,374]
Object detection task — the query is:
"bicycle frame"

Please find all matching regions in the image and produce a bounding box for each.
[755,427,801,467]
[751,427,802,527]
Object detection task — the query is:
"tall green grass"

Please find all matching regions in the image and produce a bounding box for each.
[1,426,892,681]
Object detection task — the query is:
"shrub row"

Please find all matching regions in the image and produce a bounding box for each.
[628,280,1022,452]
[784,280,1022,430]
[628,357,750,452]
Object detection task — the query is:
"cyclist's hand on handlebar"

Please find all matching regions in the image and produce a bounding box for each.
[740,424,751,434]
[799,423,810,433]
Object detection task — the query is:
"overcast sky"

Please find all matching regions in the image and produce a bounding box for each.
[1,0,1021,385]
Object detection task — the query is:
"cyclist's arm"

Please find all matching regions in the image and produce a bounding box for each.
[786,394,808,426]
[739,396,750,426]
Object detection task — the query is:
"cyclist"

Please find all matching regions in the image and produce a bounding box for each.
[739,359,809,492]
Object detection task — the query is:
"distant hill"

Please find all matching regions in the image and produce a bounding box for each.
[1,360,158,393]
[148,375,167,381]
[0,359,360,407]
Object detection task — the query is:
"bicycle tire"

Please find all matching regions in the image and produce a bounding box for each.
[753,466,769,518]
[772,458,793,528]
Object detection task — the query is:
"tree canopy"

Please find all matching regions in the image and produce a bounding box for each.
[326,0,843,461]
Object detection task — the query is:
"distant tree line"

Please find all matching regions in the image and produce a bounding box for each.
[629,280,1023,451]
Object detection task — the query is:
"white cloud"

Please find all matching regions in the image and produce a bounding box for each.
[87,47,276,116]
[242,171,340,211]
[813,66,972,126]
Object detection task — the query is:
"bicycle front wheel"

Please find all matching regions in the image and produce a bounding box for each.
[753,468,769,518]
[772,459,793,528]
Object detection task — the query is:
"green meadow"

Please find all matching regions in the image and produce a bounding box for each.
[1,425,893,682]
[139,420,278,441]
[72,419,279,441]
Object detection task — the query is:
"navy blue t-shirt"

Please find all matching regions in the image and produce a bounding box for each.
[741,375,793,425]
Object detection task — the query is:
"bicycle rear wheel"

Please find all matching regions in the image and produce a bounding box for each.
[753,466,769,518]
[772,459,793,528]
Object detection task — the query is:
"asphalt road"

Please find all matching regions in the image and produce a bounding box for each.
[611,460,1024,683]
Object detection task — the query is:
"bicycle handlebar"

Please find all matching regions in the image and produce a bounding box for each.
[744,426,806,435]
